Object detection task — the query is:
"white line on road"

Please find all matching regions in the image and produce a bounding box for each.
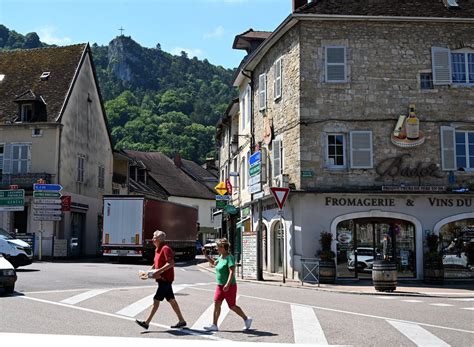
[387,320,450,346]
[450,298,474,302]
[116,286,184,317]
[291,304,328,345]
[401,300,423,303]
[429,303,454,307]
[17,295,226,341]
[60,289,111,305]
[191,296,238,330]
[188,287,474,334]
[462,308,474,311]
[374,296,397,300]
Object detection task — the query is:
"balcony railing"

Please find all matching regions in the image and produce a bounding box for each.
[0,173,53,190]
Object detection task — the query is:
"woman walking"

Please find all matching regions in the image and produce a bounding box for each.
[203,238,252,331]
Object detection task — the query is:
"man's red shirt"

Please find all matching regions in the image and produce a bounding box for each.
[153,244,174,282]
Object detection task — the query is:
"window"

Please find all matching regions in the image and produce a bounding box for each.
[233,158,238,187]
[77,155,85,183]
[455,131,474,170]
[420,73,433,89]
[210,207,218,222]
[98,166,105,189]
[350,131,373,168]
[240,86,251,130]
[432,47,474,85]
[452,52,474,85]
[326,134,346,168]
[11,144,31,174]
[20,104,33,122]
[272,139,282,178]
[259,73,266,111]
[137,168,146,183]
[274,58,282,100]
[325,46,347,83]
[0,144,3,175]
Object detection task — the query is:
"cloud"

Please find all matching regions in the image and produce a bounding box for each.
[171,47,204,59]
[204,26,225,39]
[37,26,72,45]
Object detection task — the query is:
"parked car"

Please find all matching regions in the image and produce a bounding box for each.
[443,253,470,269]
[347,247,376,272]
[0,254,17,295]
[204,240,218,255]
[195,240,203,254]
[0,228,33,268]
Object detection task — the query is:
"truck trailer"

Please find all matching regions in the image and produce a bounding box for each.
[101,195,198,261]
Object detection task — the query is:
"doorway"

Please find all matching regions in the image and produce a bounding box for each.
[336,218,416,279]
[273,221,284,274]
[13,206,29,233]
[71,212,86,257]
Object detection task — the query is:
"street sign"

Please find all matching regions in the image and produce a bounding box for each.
[34,198,62,204]
[215,195,231,200]
[216,200,226,209]
[225,179,233,196]
[270,187,290,210]
[253,191,264,200]
[61,196,72,212]
[33,184,63,191]
[249,151,261,166]
[224,204,238,214]
[249,163,261,177]
[215,182,227,196]
[0,189,25,211]
[249,175,261,186]
[33,191,62,198]
[33,204,62,210]
[33,215,62,221]
[249,183,261,194]
[33,210,62,215]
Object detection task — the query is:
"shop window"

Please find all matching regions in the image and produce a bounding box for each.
[326,134,346,168]
[439,218,474,280]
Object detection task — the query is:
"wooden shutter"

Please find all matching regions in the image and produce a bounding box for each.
[432,47,452,85]
[326,47,346,82]
[274,58,282,99]
[2,143,13,174]
[350,131,373,168]
[440,126,456,170]
[259,73,266,110]
[272,139,281,178]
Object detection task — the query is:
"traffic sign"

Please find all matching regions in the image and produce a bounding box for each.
[215,195,230,200]
[33,210,62,215]
[34,198,62,204]
[0,189,25,211]
[270,187,290,210]
[33,184,63,191]
[225,179,233,196]
[249,151,261,166]
[33,204,62,210]
[33,191,62,198]
[253,191,264,200]
[216,200,226,209]
[215,182,227,196]
[33,215,62,221]
[249,163,261,177]
[249,183,261,194]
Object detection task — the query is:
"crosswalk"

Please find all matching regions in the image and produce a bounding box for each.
[15,283,474,346]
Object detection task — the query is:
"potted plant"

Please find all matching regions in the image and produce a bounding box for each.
[424,232,444,284]
[317,231,336,284]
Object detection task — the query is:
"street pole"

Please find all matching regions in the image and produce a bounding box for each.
[256,198,263,281]
[280,210,285,284]
[39,220,43,261]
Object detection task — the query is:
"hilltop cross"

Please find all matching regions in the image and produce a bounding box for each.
[118,27,125,36]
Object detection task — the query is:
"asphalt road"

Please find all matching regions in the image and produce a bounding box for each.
[1,258,473,346]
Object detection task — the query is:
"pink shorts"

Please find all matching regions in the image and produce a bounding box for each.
[214,284,237,307]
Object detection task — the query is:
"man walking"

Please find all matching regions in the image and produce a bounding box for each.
[135,230,187,330]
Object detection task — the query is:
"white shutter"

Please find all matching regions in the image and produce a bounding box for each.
[432,47,452,85]
[2,144,13,174]
[350,131,373,168]
[272,139,281,178]
[326,46,346,82]
[259,73,266,111]
[440,126,456,170]
[274,58,282,100]
[26,144,31,173]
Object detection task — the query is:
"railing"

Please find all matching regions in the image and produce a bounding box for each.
[300,258,320,286]
[0,173,53,189]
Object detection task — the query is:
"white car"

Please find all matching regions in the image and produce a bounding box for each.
[0,228,33,268]
[443,253,469,269]
[0,254,17,295]
[347,247,375,272]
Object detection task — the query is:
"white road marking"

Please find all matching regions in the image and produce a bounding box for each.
[191,295,238,330]
[387,320,450,346]
[401,300,423,303]
[116,286,184,317]
[462,307,474,311]
[291,304,328,345]
[430,303,454,307]
[188,287,474,334]
[17,295,226,341]
[374,296,397,300]
[450,298,474,302]
[60,289,111,305]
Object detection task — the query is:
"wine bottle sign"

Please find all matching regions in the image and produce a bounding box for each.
[406,116,420,140]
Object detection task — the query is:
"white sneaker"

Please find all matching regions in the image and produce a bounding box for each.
[203,324,218,331]
[244,317,253,330]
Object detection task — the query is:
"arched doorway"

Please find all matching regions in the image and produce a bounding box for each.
[273,221,284,274]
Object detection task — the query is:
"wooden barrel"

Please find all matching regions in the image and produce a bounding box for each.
[319,260,336,284]
[372,260,397,292]
[423,268,444,284]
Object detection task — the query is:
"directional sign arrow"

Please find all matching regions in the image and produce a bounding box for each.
[33,184,63,192]
[34,199,62,204]
[33,191,62,198]
[33,215,62,221]
[33,204,62,210]
[33,210,62,215]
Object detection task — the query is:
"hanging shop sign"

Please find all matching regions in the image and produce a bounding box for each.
[391,103,425,148]
[376,154,443,178]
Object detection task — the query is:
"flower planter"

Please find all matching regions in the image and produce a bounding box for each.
[318,260,336,284]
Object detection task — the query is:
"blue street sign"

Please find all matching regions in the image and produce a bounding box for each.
[249,151,261,166]
[33,184,63,192]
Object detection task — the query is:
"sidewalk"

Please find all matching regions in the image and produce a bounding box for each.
[197,262,474,298]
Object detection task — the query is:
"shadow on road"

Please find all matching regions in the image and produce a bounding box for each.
[16,268,40,272]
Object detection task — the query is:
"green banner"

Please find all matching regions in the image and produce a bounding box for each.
[0,190,24,198]
[249,163,261,177]
[0,198,24,206]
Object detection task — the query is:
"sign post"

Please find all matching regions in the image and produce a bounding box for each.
[271,187,290,283]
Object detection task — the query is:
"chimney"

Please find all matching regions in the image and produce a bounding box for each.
[292,0,308,12]
[173,153,182,168]
[204,157,217,170]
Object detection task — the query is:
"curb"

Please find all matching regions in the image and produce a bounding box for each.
[197,264,474,299]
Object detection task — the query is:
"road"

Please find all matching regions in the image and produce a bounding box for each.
[1,258,473,346]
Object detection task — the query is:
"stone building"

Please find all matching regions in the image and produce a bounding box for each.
[229,0,474,281]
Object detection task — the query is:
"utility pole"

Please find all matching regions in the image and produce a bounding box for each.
[256,198,263,280]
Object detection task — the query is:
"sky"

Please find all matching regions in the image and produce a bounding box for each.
[0,0,291,69]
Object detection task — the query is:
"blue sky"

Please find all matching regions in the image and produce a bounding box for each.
[0,0,291,69]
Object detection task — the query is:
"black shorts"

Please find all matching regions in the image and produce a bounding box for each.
[153,280,175,302]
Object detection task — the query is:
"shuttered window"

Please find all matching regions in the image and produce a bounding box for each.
[326,134,346,168]
[274,58,282,100]
[325,46,347,83]
[440,126,456,170]
[77,155,86,183]
[259,73,266,111]
[350,131,373,168]
[272,139,282,178]
[432,47,452,85]
[11,143,31,174]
